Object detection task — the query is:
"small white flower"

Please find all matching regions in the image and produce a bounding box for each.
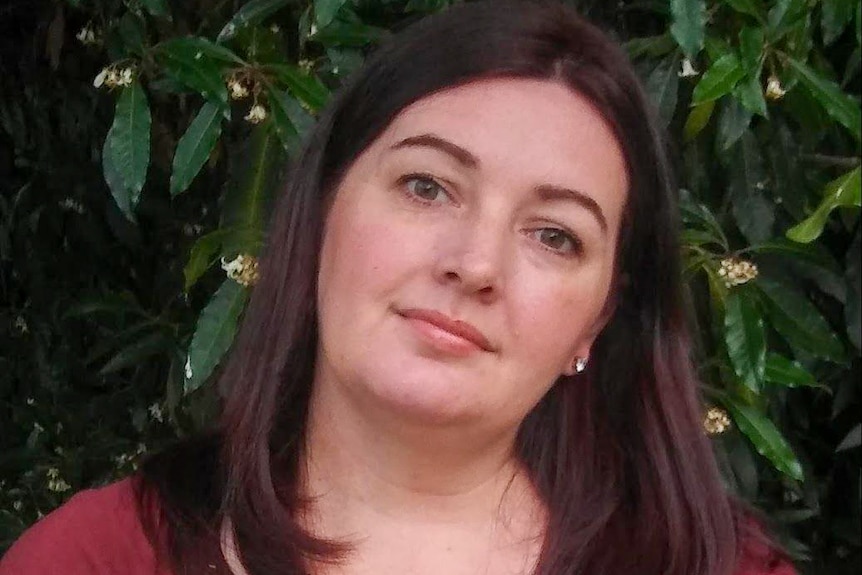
[228,79,250,100]
[26,397,35,406]
[93,68,108,88]
[765,75,786,100]
[117,68,134,87]
[221,254,260,286]
[270,24,280,33]
[15,315,28,333]
[13,500,23,511]
[59,198,85,214]
[194,51,203,60]
[678,58,699,78]
[76,26,99,46]
[33,422,44,433]
[184,355,193,380]
[148,402,164,423]
[244,104,268,124]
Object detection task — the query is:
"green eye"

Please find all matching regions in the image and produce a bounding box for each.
[405,176,447,202]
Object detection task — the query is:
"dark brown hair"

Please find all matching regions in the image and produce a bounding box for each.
[139,2,745,574]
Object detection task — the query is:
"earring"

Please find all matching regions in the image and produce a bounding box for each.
[574,357,588,374]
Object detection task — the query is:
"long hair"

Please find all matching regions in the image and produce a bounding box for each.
[138,2,741,574]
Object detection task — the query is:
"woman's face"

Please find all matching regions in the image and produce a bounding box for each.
[315,78,628,433]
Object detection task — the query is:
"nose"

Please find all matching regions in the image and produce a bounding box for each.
[434,212,507,302]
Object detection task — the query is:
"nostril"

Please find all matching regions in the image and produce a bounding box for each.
[444,271,460,281]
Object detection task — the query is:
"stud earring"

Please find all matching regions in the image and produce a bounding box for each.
[574,357,588,374]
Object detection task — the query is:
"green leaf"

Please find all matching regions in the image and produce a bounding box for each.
[836,424,861,451]
[786,167,861,243]
[738,27,764,72]
[756,275,845,362]
[723,0,765,21]
[724,397,803,481]
[184,228,232,291]
[170,102,223,196]
[315,0,348,29]
[624,33,677,59]
[822,0,856,45]
[728,132,773,244]
[217,0,292,42]
[140,0,171,20]
[103,82,151,221]
[185,280,249,394]
[725,290,767,393]
[693,53,747,104]
[787,58,862,141]
[683,100,715,141]
[220,128,283,233]
[310,20,387,47]
[733,73,768,117]
[159,37,245,65]
[752,238,843,275]
[645,56,680,127]
[117,13,146,56]
[103,126,132,220]
[156,41,230,107]
[764,352,821,388]
[267,65,330,111]
[670,0,706,58]
[100,331,173,374]
[267,87,315,152]
[717,97,753,150]
[767,0,808,39]
[680,190,729,249]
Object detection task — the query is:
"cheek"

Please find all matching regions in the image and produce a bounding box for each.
[319,202,424,311]
[509,270,611,358]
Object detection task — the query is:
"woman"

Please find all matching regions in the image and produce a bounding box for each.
[1,2,796,574]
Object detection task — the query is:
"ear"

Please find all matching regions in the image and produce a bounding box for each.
[561,286,620,376]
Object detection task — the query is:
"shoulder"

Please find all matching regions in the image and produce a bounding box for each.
[0,477,168,575]
[734,531,797,575]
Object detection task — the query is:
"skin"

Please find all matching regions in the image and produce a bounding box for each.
[301,77,629,574]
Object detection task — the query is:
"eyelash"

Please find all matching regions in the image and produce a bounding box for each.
[397,173,583,258]
[528,226,583,258]
[398,173,454,206]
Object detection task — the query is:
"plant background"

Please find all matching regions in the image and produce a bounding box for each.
[0,0,859,572]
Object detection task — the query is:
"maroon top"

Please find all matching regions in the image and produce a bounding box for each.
[1,479,797,574]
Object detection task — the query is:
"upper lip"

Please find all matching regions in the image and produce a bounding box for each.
[398,308,495,352]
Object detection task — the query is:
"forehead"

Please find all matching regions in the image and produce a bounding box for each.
[368,77,629,232]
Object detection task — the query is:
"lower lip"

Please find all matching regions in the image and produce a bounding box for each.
[402,316,484,357]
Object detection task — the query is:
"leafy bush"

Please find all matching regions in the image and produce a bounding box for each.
[1,1,859,572]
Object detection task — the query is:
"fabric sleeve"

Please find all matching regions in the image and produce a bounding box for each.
[0,478,168,575]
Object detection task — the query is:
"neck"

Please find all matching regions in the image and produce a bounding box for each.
[300,369,539,531]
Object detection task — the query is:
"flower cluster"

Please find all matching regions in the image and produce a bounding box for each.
[114,443,148,471]
[765,75,786,100]
[221,254,260,286]
[59,198,85,214]
[228,78,250,100]
[93,66,135,89]
[75,25,100,46]
[703,407,732,435]
[148,402,164,423]
[718,257,758,288]
[46,468,71,493]
[678,58,699,78]
[244,104,267,124]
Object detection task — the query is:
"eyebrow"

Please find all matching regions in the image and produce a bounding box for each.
[536,184,608,234]
[391,134,479,169]
[392,133,608,234]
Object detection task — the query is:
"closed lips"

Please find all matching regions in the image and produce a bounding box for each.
[397,308,494,352]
